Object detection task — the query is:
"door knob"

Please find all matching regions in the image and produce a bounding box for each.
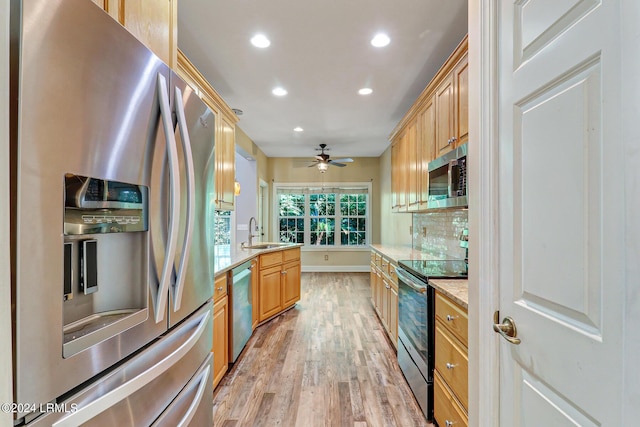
[492,311,521,345]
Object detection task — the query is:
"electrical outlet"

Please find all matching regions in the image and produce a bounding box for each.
[422,227,427,237]
[324,254,329,261]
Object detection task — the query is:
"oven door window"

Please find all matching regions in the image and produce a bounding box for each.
[398,279,429,366]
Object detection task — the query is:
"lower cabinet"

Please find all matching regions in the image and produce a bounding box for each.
[282,260,301,308]
[251,258,259,330]
[212,274,228,389]
[434,290,469,427]
[369,250,398,349]
[258,248,301,322]
[259,265,283,321]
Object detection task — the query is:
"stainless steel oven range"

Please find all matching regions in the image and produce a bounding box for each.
[395,259,467,421]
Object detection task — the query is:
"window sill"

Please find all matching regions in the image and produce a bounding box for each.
[300,246,371,252]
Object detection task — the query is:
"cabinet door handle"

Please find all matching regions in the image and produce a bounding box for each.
[216,287,223,292]
[281,271,287,275]
[446,363,456,370]
[446,314,458,322]
[445,420,455,426]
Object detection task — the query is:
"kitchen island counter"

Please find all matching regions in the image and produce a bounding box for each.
[214,243,303,276]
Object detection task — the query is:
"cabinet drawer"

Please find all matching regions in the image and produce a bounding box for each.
[435,321,468,409]
[380,256,391,278]
[214,274,227,302]
[435,291,468,346]
[260,251,283,269]
[434,371,468,427]
[282,248,300,263]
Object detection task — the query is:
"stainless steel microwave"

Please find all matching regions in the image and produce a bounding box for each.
[427,143,468,209]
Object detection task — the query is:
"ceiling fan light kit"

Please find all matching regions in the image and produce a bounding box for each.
[307,143,354,172]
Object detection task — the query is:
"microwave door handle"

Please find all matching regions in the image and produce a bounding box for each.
[172,85,196,312]
[52,309,210,427]
[154,73,180,323]
[447,159,455,198]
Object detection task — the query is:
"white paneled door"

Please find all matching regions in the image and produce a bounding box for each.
[495,0,624,425]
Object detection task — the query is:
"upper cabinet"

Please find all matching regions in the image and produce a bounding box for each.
[177,50,239,211]
[454,53,469,147]
[91,0,178,69]
[389,35,468,213]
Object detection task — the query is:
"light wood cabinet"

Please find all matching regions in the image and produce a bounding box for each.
[389,36,467,212]
[454,53,469,146]
[369,250,398,349]
[91,0,177,69]
[251,258,259,330]
[391,136,407,212]
[417,96,435,210]
[434,290,469,426]
[258,265,283,320]
[282,260,301,309]
[435,73,456,156]
[176,51,239,211]
[212,274,229,389]
[216,117,236,210]
[258,248,301,322]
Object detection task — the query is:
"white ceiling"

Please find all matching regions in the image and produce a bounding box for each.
[177,1,468,159]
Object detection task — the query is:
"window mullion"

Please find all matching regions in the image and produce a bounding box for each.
[304,193,310,246]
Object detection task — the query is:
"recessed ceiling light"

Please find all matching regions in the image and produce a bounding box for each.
[358,88,373,95]
[294,127,304,132]
[371,33,390,47]
[272,87,287,97]
[250,34,271,48]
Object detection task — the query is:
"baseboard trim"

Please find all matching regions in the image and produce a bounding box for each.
[301,265,370,273]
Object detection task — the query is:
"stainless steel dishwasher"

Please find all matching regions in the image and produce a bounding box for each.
[228,260,253,363]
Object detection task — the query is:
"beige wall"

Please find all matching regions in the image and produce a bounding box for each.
[235,125,268,185]
[378,145,413,246]
[267,156,380,271]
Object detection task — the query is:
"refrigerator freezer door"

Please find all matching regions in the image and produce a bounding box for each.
[27,302,213,427]
[12,0,170,418]
[151,353,214,427]
[168,73,217,327]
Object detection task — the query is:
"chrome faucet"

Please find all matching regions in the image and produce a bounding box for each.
[248,216,259,247]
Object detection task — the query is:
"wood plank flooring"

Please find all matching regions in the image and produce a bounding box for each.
[213,272,433,427]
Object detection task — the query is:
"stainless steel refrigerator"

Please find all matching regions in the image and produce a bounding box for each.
[10,0,216,425]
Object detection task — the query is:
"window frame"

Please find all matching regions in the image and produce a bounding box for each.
[273,182,372,250]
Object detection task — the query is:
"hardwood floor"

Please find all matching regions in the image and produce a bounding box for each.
[213,272,433,427]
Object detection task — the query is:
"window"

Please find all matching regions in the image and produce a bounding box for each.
[214,210,232,245]
[276,183,370,248]
[278,193,305,244]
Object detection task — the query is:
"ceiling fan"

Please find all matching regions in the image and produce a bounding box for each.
[308,144,354,173]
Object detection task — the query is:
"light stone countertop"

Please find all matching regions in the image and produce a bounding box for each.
[369,244,468,309]
[369,244,421,263]
[428,279,469,309]
[214,243,303,276]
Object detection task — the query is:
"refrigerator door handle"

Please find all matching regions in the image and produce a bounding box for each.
[172,85,196,312]
[152,364,211,427]
[153,73,181,323]
[52,309,211,427]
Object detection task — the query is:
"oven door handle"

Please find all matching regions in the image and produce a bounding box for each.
[395,267,428,293]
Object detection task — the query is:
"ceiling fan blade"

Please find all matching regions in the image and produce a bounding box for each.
[329,158,354,163]
[308,162,320,168]
[328,161,346,167]
[315,155,324,161]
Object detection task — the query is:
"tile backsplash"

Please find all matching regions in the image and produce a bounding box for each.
[412,209,468,260]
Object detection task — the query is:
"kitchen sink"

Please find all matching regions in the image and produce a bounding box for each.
[242,243,291,250]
